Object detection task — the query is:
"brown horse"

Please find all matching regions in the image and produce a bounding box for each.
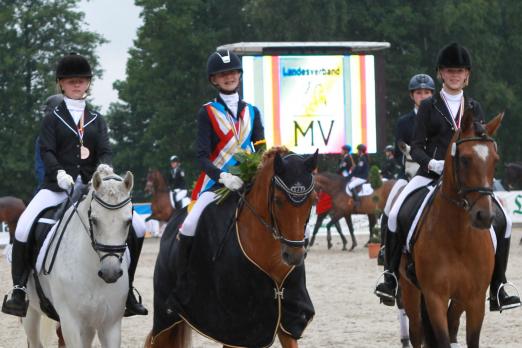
[314,172,395,245]
[145,147,317,348]
[400,111,503,348]
[144,169,173,223]
[0,196,26,243]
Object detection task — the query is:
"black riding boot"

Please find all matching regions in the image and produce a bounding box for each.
[124,229,148,317]
[351,188,361,207]
[176,234,194,286]
[374,230,402,306]
[489,201,521,312]
[2,240,30,317]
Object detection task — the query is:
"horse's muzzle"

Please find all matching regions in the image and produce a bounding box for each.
[98,267,124,283]
[281,246,305,266]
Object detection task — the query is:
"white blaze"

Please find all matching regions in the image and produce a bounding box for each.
[473,144,489,162]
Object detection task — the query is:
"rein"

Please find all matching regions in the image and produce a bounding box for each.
[239,175,314,248]
[444,131,496,211]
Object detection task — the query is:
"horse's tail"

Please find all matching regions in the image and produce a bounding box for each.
[144,322,192,348]
[420,295,437,347]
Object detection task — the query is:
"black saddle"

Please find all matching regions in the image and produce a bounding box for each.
[153,193,314,347]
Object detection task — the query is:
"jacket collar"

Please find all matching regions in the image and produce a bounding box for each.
[53,101,98,136]
[431,91,466,130]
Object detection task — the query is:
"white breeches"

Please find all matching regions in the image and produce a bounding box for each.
[345,177,366,195]
[384,179,408,216]
[132,212,146,238]
[180,191,217,237]
[15,189,67,243]
[387,175,433,233]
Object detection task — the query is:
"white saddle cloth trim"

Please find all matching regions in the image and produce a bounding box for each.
[384,179,408,216]
[38,218,57,224]
[345,183,374,197]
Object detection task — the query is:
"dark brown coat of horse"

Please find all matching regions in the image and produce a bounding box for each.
[144,169,173,223]
[0,196,26,243]
[400,111,503,348]
[314,172,395,245]
[145,147,317,348]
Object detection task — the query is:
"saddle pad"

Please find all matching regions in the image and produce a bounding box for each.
[346,183,374,197]
[166,194,314,347]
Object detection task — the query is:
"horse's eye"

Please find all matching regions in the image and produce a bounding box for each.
[126,219,132,227]
[91,218,98,226]
[274,196,284,207]
[460,156,470,167]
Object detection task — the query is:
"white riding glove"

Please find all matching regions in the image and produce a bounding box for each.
[96,163,114,175]
[56,170,74,190]
[428,159,445,175]
[219,172,244,191]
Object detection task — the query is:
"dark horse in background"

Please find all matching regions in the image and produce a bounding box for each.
[314,172,395,246]
[503,162,522,190]
[0,196,26,244]
[400,111,503,347]
[146,147,317,348]
[144,169,174,225]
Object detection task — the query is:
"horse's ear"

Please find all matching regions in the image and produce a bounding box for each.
[93,172,102,191]
[485,112,504,136]
[461,108,474,132]
[123,171,134,192]
[274,152,285,176]
[305,149,319,173]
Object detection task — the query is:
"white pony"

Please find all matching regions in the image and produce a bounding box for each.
[24,169,134,348]
[397,140,419,180]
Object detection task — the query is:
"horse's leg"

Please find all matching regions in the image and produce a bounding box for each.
[8,222,16,244]
[97,319,122,348]
[310,213,326,247]
[464,298,486,348]
[277,330,298,348]
[422,293,451,347]
[23,307,43,348]
[345,215,357,251]
[60,315,95,348]
[447,299,464,344]
[400,280,422,348]
[396,287,410,347]
[146,322,192,348]
[326,226,332,250]
[366,214,377,246]
[328,217,347,250]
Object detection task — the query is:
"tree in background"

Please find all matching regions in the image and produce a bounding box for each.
[0,0,104,199]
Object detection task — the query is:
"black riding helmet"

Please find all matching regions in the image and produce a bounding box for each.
[207,49,242,81]
[436,43,472,70]
[56,53,92,80]
[408,74,435,91]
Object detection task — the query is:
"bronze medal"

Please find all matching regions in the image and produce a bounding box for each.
[80,146,90,159]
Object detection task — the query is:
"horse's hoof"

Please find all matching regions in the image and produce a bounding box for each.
[342,244,348,251]
[349,244,356,251]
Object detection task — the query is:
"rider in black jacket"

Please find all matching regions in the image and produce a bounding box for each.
[375,43,520,312]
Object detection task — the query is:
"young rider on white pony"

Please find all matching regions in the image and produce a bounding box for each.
[2,53,148,318]
[176,49,266,278]
[374,43,521,312]
[345,144,369,205]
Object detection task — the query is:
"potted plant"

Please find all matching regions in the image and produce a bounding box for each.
[368,225,381,259]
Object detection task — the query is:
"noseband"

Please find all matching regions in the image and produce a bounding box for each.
[87,176,132,261]
[448,131,497,211]
[240,173,314,248]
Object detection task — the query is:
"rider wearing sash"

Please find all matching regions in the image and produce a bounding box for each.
[2,53,148,317]
[176,49,265,278]
[374,43,521,312]
[345,144,369,205]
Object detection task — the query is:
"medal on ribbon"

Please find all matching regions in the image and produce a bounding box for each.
[78,111,90,159]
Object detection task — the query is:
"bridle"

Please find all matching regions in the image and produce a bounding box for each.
[446,129,497,211]
[87,176,131,262]
[239,159,315,248]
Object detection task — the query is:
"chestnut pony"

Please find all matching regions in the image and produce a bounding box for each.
[145,147,317,348]
[144,169,173,223]
[314,172,395,245]
[400,110,503,348]
[0,196,26,244]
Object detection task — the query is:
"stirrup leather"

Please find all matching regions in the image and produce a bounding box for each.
[492,282,521,312]
[374,270,398,299]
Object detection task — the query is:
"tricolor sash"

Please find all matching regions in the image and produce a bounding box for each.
[191,102,255,199]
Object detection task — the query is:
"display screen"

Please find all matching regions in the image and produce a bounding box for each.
[242,55,377,154]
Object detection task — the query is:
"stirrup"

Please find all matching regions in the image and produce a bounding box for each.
[2,285,29,317]
[492,282,521,313]
[374,270,398,304]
